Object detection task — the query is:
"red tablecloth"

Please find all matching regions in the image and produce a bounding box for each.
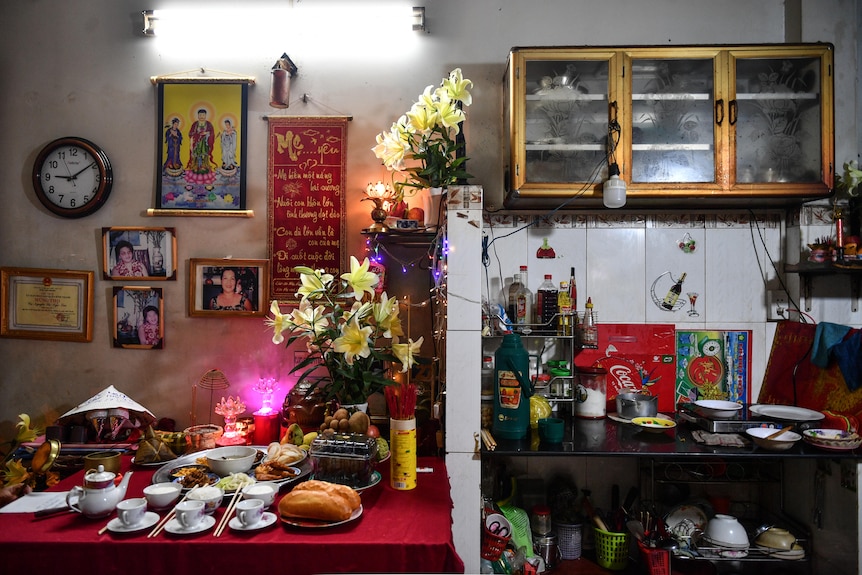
[0,455,464,575]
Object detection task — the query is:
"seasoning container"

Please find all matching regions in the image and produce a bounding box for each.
[531,504,553,536]
[574,366,607,419]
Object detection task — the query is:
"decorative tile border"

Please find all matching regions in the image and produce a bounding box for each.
[482,210,783,230]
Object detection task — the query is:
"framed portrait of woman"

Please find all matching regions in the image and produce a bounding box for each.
[112,286,164,349]
[188,258,269,318]
[102,227,177,281]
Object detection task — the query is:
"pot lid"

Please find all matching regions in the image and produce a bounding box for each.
[84,464,115,486]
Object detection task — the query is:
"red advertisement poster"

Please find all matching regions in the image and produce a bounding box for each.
[267,116,348,303]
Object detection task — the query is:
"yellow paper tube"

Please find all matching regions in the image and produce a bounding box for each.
[390,417,417,490]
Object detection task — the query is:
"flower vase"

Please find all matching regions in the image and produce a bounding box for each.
[421,187,446,230]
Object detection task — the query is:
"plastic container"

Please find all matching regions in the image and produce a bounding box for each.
[493,333,533,440]
[555,521,583,560]
[310,432,378,487]
[530,505,552,536]
[593,527,630,570]
[638,541,670,575]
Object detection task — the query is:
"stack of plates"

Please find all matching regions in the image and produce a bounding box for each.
[802,429,862,451]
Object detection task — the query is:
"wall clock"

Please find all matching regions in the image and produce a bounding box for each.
[32,137,113,218]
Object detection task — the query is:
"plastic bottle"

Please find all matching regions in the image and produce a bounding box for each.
[536,274,557,333]
[580,297,598,346]
[557,281,572,336]
[492,333,533,440]
[507,272,523,322]
[661,272,687,310]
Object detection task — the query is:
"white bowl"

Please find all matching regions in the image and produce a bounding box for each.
[241,481,278,508]
[186,485,224,514]
[142,482,182,510]
[746,427,802,451]
[694,400,743,419]
[206,445,258,476]
[704,514,749,549]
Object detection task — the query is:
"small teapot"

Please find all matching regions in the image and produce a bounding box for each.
[66,465,134,519]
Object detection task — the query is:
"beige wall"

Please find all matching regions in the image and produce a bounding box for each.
[0,0,858,440]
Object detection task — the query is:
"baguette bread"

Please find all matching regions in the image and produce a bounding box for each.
[279,480,360,522]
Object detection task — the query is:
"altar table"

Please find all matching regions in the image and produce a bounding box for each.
[0,455,464,575]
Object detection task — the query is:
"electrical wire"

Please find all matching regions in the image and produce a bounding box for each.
[747,208,807,322]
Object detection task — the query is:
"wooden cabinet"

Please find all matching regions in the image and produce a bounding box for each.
[504,44,834,208]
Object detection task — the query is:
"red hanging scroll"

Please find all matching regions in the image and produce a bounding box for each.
[267,116,349,304]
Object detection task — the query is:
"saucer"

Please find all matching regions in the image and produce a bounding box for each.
[164,514,216,535]
[107,511,160,533]
[229,511,278,531]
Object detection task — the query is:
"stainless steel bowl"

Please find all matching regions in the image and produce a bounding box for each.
[616,393,658,420]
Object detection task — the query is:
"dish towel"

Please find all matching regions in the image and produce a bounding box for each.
[811,322,852,368]
[831,331,862,391]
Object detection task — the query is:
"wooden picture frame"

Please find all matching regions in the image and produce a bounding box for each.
[102,227,177,281]
[0,267,94,342]
[153,80,249,215]
[113,286,164,349]
[188,258,268,317]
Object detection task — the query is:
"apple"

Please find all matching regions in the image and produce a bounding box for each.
[406,207,424,222]
[366,424,380,438]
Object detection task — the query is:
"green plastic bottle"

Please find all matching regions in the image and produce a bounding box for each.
[492,333,533,440]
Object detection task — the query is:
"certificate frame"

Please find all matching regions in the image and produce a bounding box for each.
[0,267,94,342]
[188,258,269,318]
[102,226,178,281]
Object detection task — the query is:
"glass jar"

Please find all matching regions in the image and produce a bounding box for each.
[574,366,607,419]
[531,504,553,536]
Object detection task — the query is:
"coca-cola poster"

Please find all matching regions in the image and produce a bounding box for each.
[266,116,348,303]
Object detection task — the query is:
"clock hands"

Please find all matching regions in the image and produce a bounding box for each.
[55,161,96,183]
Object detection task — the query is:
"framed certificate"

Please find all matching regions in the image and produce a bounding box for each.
[0,267,94,342]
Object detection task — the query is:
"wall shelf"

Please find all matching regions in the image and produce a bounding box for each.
[785,261,862,312]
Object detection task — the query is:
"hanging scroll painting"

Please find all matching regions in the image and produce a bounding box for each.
[267,116,349,304]
[155,80,249,212]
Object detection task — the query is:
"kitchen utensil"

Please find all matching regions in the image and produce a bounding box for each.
[616,393,658,420]
[703,514,749,549]
[754,527,796,550]
[627,519,645,541]
[745,427,802,451]
[748,404,824,423]
[580,493,609,531]
[66,465,134,519]
[766,425,794,440]
[693,400,743,419]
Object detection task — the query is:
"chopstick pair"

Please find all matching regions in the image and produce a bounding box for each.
[214,489,243,537]
[147,485,198,538]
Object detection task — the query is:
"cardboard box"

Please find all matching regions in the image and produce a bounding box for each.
[675,330,751,406]
[573,324,677,413]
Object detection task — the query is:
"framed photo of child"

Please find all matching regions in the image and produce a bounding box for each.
[102,227,177,281]
[113,286,164,349]
[188,258,269,318]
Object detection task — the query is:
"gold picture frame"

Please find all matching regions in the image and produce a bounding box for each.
[188,258,269,318]
[102,227,177,281]
[0,267,94,342]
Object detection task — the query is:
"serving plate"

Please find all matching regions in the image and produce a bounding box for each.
[311,470,382,493]
[749,404,824,423]
[280,504,363,529]
[152,446,311,492]
[608,411,671,424]
[802,429,862,451]
[631,417,676,433]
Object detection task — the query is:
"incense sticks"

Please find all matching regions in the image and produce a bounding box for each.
[385,383,417,420]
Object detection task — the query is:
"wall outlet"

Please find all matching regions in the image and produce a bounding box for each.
[767,290,789,321]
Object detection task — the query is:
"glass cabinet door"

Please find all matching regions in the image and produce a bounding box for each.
[519,56,611,186]
[733,54,824,184]
[629,57,716,184]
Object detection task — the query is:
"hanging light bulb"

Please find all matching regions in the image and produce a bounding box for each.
[603,163,627,208]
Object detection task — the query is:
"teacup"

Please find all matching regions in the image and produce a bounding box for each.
[235,498,264,527]
[174,500,205,529]
[116,498,147,527]
[143,483,182,510]
[242,482,278,508]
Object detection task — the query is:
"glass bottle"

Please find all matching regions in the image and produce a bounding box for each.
[661,272,687,310]
[536,274,557,333]
[514,269,533,329]
[580,297,598,346]
[507,272,523,323]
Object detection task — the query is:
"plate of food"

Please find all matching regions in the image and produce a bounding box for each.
[280,504,363,529]
[167,465,220,489]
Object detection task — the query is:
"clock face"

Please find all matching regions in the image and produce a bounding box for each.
[32,137,112,218]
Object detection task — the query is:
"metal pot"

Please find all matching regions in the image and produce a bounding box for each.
[616,392,658,420]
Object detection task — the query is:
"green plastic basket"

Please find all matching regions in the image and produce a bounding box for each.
[593,527,630,570]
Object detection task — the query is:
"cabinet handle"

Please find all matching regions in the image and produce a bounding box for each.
[715,99,724,126]
[729,100,738,125]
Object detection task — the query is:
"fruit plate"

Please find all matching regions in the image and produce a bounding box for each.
[631,417,677,433]
[280,504,363,529]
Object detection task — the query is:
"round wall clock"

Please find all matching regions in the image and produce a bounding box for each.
[32,137,113,218]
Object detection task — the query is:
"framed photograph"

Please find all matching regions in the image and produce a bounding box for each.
[113,287,164,349]
[155,80,249,213]
[188,258,269,317]
[102,227,177,280]
[1,267,94,342]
